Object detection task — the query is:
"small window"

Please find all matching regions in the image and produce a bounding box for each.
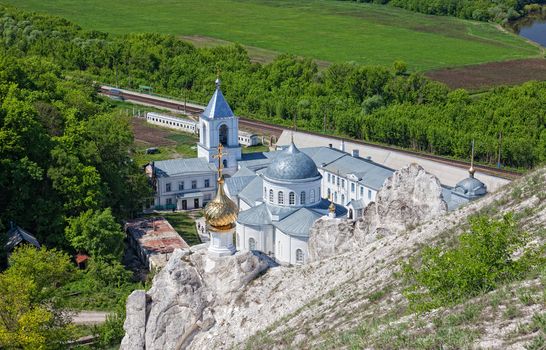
[342,179,345,188]
[341,194,345,204]
[300,191,306,205]
[327,188,331,198]
[178,182,184,191]
[334,192,338,202]
[249,238,256,250]
[337,177,340,186]
[327,173,331,182]
[278,191,284,205]
[166,183,171,192]
[192,180,197,189]
[166,198,172,205]
[360,186,364,196]
[296,249,304,264]
[289,192,295,205]
[351,183,355,193]
[368,190,372,200]
[310,189,315,203]
[333,175,336,184]
[204,179,210,188]
[269,189,274,203]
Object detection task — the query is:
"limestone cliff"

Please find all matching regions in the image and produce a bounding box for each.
[121,165,546,350]
[308,163,448,261]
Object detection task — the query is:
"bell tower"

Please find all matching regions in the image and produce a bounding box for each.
[197,78,242,175]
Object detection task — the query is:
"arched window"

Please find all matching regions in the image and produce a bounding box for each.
[341,194,345,204]
[223,159,228,169]
[278,191,284,205]
[327,188,331,198]
[334,192,338,203]
[296,249,304,264]
[269,189,274,203]
[300,191,306,205]
[310,189,315,203]
[219,124,228,145]
[289,192,295,205]
[349,209,353,219]
[249,238,256,250]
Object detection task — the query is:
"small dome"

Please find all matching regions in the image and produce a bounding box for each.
[454,176,487,198]
[265,143,319,181]
[204,177,238,231]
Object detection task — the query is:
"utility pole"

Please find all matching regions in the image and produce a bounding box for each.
[497,132,502,169]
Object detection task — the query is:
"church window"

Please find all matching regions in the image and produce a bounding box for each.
[204,179,210,188]
[310,189,315,203]
[327,188,331,198]
[341,194,345,204]
[334,192,338,202]
[192,180,197,189]
[368,190,372,200]
[300,191,306,205]
[360,186,364,196]
[296,249,304,264]
[166,183,171,192]
[342,179,345,188]
[337,177,340,186]
[269,189,274,203]
[333,175,336,184]
[179,182,184,191]
[289,192,295,205]
[351,183,355,193]
[249,238,256,250]
[219,124,228,145]
[327,173,331,182]
[278,191,284,205]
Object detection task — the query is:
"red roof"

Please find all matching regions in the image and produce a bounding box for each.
[75,254,89,264]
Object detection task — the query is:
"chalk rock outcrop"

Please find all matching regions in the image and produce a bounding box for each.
[309,163,448,261]
[120,247,271,350]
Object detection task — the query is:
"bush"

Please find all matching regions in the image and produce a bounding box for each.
[403,213,543,311]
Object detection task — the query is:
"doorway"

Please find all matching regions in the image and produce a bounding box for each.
[182,200,187,210]
[194,198,199,208]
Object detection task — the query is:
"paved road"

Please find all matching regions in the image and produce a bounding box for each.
[71,311,110,325]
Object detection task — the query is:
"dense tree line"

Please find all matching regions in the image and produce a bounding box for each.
[0,51,149,250]
[341,0,546,23]
[0,5,544,175]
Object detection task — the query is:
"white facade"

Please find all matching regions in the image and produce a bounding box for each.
[153,165,217,210]
[321,170,377,208]
[146,112,198,134]
[238,131,260,146]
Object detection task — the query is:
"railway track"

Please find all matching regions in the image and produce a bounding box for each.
[100,86,521,180]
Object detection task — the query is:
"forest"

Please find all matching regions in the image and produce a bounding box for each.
[342,0,546,22]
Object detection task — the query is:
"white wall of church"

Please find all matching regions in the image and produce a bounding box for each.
[262,178,321,207]
[275,229,308,265]
[236,223,274,256]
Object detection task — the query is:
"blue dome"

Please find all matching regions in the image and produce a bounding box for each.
[265,143,320,181]
[454,176,487,198]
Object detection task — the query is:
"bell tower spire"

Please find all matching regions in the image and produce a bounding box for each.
[197,74,242,175]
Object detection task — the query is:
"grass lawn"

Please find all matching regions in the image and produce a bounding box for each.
[242,144,270,154]
[5,0,540,71]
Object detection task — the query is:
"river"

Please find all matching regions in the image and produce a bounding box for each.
[511,15,546,47]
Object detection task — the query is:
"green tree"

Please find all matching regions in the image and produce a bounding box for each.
[0,246,74,349]
[65,208,125,262]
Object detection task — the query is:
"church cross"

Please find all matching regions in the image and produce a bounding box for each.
[212,143,228,178]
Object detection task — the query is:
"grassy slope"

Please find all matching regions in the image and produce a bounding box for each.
[4,0,540,70]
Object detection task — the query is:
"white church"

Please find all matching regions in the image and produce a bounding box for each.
[150,78,487,265]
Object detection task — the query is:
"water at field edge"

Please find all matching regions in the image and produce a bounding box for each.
[511,15,546,47]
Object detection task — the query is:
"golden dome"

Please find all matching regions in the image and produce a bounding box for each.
[204,177,238,231]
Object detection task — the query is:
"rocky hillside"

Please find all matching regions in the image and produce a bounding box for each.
[121,164,546,350]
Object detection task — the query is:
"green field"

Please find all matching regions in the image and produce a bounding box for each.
[4,0,541,70]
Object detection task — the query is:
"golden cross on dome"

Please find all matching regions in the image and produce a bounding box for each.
[213,143,228,178]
